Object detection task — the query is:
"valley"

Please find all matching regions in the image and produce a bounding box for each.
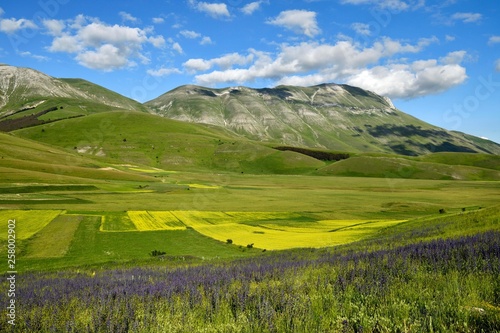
[0,64,499,332]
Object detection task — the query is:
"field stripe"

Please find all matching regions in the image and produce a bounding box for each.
[25,215,82,258]
[0,210,63,240]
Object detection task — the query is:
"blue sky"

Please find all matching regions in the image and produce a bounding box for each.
[1,0,499,143]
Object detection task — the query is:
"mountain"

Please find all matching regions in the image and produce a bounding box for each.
[145,84,500,156]
[0,64,148,131]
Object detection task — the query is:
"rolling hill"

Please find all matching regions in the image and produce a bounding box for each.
[145,84,500,155]
[0,64,148,131]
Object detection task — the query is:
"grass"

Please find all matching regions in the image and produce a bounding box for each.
[127,211,186,231]
[24,214,82,258]
[0,209,62,240]
[100,212,136,232]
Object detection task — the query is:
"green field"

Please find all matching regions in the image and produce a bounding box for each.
[1,165,498,272]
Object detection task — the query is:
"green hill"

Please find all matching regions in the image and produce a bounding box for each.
[0,131,157,184]
[0,65,148,131]
[317,155,500,180]
[13,111,324,174]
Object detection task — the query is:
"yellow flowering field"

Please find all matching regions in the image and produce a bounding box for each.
[128,211,186,231]
[96,209,406,249]
[169,211,406,250]
[0,210,63,240]
[100,212,137,232]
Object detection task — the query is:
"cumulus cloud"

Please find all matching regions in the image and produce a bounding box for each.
[200,36,213,45]
[451,12,482,23]
[345,59,467,99]
[0,18,37,34]
[241,1,266,15]
[188,37,466,99]
[152,17,164,24]
[46,17,166,71]
[184,52,254,73]
[119,12,138,23]
[172,42,183,54]
[179,30,213,46]
[190,1,230,19]
[180,30,201,39]
[351,23,371,36]
[267,10,320,37]
[43,19,65,36]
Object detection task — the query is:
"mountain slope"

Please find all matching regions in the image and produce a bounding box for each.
[13,111,324,174]
[146,84,500,155]
[0,64,148,130]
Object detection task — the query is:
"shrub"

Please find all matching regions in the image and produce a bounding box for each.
[150,250,166,257]
[226,239,233,244]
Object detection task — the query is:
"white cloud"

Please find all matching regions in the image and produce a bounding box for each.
[43,19,65,36]
[180,30,201,39]
[46,17,166,71]
[148,35,166,48]
[451,12,482,23]
[78,23,148,48]
[48,35,83,53]
[242,1,264,15]
[191,38,466,99]
[153,17,164,24]
[496,59,500,72]
[0,8,4,16]
[267,10,320,37]
[200,36,213,45]
[19,51,49,61]
[439,50,466,64]
[445,35,455,42]
[488,36,500,45]
[184,52,254,73]
[346,60,467,99]
[192,1,230,19]
[76,44,130,71]
[119,12,138,23]
[0,18,37,34]
[172,42,183,54]
[184,58,212,72]
[147,67,181,77]
[351,22,371,36]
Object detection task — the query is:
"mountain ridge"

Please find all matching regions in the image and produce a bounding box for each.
[0,64,148,119]
[145,83,500,155]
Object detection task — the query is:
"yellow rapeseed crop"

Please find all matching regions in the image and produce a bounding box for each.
[172,211,407,250]
[128,211,186,231]
[0,210,63,240]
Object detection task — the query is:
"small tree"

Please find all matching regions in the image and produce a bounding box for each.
[226,239,233,244]
[246,243,254,249]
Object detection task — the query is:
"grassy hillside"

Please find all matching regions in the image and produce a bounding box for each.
[13,111,324,174]
[0,132,157,184]
[317,155,500,180]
